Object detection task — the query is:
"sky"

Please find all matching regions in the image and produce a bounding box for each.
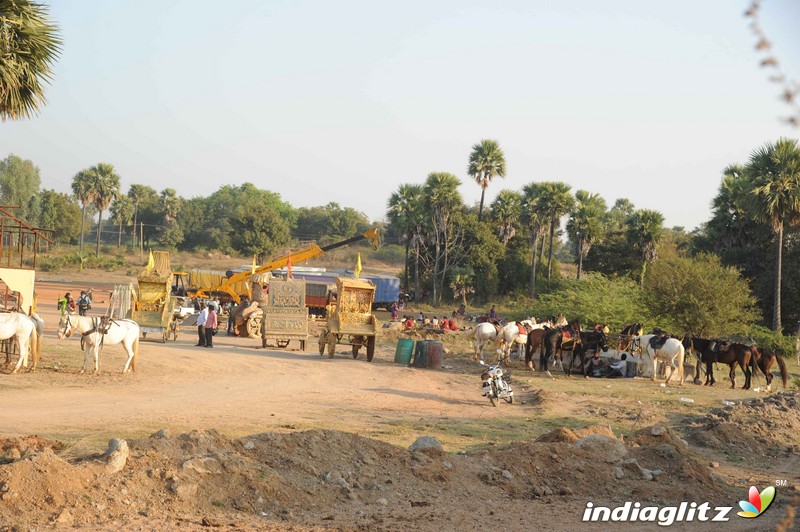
[2,0,799,232]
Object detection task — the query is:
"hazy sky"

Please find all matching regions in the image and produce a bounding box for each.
[2,0,798,231]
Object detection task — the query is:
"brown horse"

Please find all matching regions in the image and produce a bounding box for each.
[524,328,547,371]
[686,337,758,389]
[753,348,788,391]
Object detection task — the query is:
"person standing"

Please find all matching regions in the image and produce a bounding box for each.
[58,292,70,315]
[196,303,208,346]
[391,301,398,321]
[489,305,497,321]
[77,291,92,316]
[204,302,218,348]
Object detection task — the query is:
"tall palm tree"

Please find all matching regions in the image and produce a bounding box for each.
[423,172,462,304]
[89,163,121,257]
[709,164,752,249]
[538,181,575,284]
[490,189,521,246]
[71,170,96,253]
[566,190,607,280]
[110,195,134,247]
[0,1,62,120]
[521,183,546,297]
[745,137,800,331]
[468,139,506,221]
[627,209,665,286]
[387,183,424,297]
[127,184,155,251]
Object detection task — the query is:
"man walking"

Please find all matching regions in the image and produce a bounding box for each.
[204,302,218,348]
[196,303,208,346]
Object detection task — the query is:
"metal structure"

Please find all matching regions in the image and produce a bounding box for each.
[318,277,378,362]
[258,277,308,350]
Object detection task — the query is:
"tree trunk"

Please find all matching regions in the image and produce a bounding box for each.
[79,204,86,252]
[433,238,440,305]
[118,220,123,247]
[96,210,103,257]
[529,230,540,298]
[403,238,410,293]
[414,241,420,303]
[640,259,646,287]
[132,206,138,250]
[547,214,556,285]
[773,223,783,331]
[478,186,486,222]
[576,238,584,280]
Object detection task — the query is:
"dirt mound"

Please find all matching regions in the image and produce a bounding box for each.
[0,426,736,529]
[0,435,64,464]
[536,425,616,443]
[691,391,800,456]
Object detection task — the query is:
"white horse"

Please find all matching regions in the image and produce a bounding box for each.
[57,314,140,374]
[633,335,685,386]
[0,312,42,373]
[472,321,528,363]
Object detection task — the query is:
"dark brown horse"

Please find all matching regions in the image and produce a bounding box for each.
[524,328,547,371]
[564,329,608,376]
[540,320,581,375]
[685,337,758,389]
[753,348,788,391]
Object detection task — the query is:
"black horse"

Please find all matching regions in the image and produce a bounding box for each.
[540,320,581,375]
[564,329,609,376]
[684,336,758,389]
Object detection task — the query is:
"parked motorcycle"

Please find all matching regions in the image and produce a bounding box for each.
[479,360,513,406]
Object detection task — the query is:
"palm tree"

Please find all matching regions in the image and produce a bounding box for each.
[566,190,607,280]
[490,189,521,246]
[627,209,665,286]
[127,184,155,251]
[745,138,800,331]
[423,172,463,304]
[71,170,96,253]
[387,184,424,297]
[0,1,62,120]
[450,267,474,308]
[538,181,575,284]
[110,195,134,247]
[468,139,506,221]
[89,163,121,257]
[709,164,752,249]
[521,183,546,297]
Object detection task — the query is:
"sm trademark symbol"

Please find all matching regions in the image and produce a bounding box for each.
[776,479,787,487]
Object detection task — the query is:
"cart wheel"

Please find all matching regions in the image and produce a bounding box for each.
[247,316,263,339]
[366,336,375,362]
[277,340,290,348]
[317,332,324,354]
[327,334,337,358]
[352,344,360,359]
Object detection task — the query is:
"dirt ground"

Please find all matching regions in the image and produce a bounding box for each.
[0,279,799,530]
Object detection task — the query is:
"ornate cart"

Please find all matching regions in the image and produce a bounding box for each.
[130,252,178,343]
[260,277,308,349]
[318,277,378,362]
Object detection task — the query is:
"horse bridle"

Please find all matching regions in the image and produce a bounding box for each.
[59,314,73,338]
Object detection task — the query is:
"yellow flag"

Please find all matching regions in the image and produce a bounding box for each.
[354,253,362,279]
[146,250,154,271]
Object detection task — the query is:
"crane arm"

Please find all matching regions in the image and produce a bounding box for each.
[191,227,380,304]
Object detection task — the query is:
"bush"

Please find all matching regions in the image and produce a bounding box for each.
[748,325,796,356]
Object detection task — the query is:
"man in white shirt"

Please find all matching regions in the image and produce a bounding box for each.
[607,354,627,378]
[196,304,209,346]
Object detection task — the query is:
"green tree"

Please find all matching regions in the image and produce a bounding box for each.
[110,195,134,247]
[538,181,575,284]
[295,202,367,242]
[450,267,474,308]
[468,139,506,221]
[627,209,665,285]
[490,189,521,246]
[127,184,158,250]
[230,195,291,258]
[566,190,607,280]
[71,169,95,253]
[0,0,62,120]
[0,154,41,221]
[584,198,639,277]
[643,251,760,336]
[88,163,120,257]
[521,183,546,297]
[423,172,463,304]
[745,138,800,331]
[37,189,80,243]
[387,183,424,296]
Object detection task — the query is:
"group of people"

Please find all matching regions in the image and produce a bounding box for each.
[195,301,219,348]
[586,351,630,378]
[57,291,92,316]
[400,312,459,332]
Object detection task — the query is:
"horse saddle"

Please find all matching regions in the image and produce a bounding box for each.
[648,335,668,349]
[517,323,527,336]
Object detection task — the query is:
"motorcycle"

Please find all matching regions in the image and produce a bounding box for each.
[479,359,514,406]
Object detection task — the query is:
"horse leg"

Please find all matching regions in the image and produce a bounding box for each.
[742,358,751,390]
[122,339,134,373]
[651,351,657,383]
[728,364,736,389]
[80,340,91,374]
[11,335,27,374]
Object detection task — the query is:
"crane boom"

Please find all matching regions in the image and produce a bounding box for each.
[191,228,379,303]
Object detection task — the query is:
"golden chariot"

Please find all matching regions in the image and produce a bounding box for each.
[318,277,378,362]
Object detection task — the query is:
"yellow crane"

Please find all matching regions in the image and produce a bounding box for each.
[191,228,380,303]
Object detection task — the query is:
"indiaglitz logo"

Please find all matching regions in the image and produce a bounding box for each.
[737,486,775,518]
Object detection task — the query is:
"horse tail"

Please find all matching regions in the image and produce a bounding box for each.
[775,352,788,389]
[132,335,139,372]
[32,327,42,369]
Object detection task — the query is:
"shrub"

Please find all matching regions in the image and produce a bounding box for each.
[748,325,796,356]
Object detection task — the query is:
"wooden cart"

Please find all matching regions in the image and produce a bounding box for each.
[259,277,308,350]
[318,277,378,362]
[130,253,178,343]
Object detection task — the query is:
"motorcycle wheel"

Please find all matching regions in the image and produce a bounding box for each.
[489,395,498,407]
[504,395,514,404]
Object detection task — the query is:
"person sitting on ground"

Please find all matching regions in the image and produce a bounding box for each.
[587,351,605,378]
[431,316,439,328]
[441,318,451,332]
[403,315,415,331]
[607,354,627,378]
[449,318,458,331]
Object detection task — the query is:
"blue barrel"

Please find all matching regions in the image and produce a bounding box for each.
[394,338,415,365]
[413,340,430,368]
